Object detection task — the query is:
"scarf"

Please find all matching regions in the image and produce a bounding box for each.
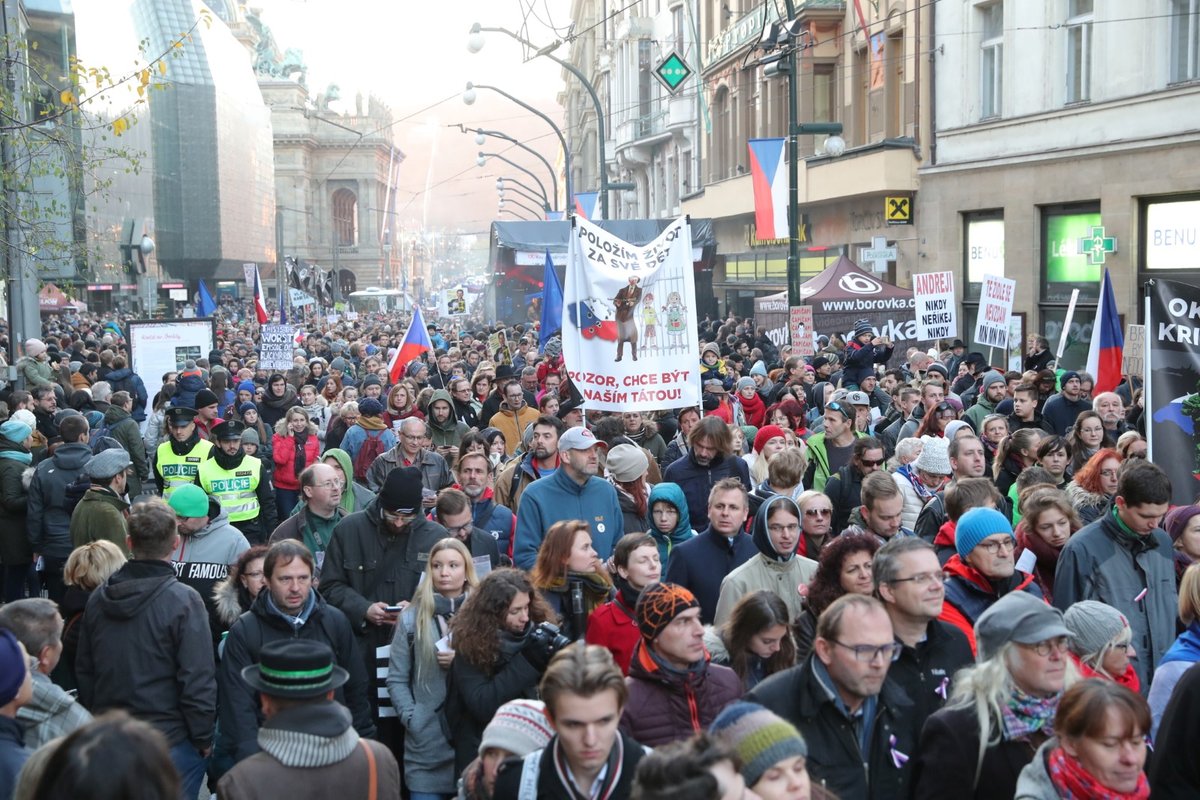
[213,446,246,471]
[0,447,31,465]
[739,391,766,427]
[896,464,938,500]
[551,732,627,800]
[613,575,641,616]
[1001,686,1059,740]
[1047,745,1149,800]
[356,416,387,431]
[1161,619,1200,665]
[299,507,342,555]
[169,430,201,456]
[292,431,309,479]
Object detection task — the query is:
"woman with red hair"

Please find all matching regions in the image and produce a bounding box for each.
[765,396,808,438]
[1066,448,1122,526]
[530,520,613,642]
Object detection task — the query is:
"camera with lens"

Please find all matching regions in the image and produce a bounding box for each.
[524,621,571,670]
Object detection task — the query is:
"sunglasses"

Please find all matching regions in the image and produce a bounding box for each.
[804,508,832,517]
[860,458,884,467]
[825,402,853,419]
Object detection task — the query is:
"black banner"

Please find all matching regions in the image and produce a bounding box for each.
[1147,278,1200,505]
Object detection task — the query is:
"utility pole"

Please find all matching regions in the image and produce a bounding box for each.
[275,210,286,321]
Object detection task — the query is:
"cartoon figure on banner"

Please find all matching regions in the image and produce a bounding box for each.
[612,275,643,362]
[664,291,687,345]
[447,289,466,316]
[641,292,658,354]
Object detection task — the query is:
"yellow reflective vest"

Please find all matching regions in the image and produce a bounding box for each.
[155,439,213,499]
[197,455,262,523]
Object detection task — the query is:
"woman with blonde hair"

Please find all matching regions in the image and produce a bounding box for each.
[388,538,479,798]
[530,519,613,642]
[271,406,320,519]
[58,540,126,688]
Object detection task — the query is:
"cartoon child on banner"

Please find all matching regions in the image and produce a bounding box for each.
[612,275,643,362]
[642,292,658,354]
[664,291,687,346]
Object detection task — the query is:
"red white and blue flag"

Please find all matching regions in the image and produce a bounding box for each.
[573,192,599,220]
[251,264,269,324]
[388,305,433,383]
[1086,268,1124,394]
[747,138,787,240]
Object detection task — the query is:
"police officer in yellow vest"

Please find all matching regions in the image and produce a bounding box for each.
[153,407,213,501]
[197,419,277,545]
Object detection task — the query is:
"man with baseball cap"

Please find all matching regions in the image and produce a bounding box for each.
[619,583,740,747]
[513,426,624,569]
[69,447,132,554]
[217,640,399,799]
[153,406,214,501]
[197,419,276,545]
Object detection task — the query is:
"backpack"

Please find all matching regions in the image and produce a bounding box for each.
[353,430,386,482]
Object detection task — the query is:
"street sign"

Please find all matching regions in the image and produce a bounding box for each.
[859,236,897,272]
[654,51,692,93]
[885,196,912,225]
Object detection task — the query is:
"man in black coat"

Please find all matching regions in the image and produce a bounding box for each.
[748,593,916,800]
[823,436,885,536]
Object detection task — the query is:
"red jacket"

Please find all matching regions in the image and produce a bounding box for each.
[585,594,640,675]
[271,433,320,490]
[940,554,1041,655]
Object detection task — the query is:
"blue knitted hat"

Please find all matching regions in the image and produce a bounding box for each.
[955,507,1014,559]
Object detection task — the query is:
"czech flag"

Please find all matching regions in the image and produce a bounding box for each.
[748,138,787,240]
[251,264,269,324]
[388,305,432,383]
[1086,268,1124,394]
[573,192,599,220]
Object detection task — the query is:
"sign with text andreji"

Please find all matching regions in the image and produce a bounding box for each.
[912,271,957,341]
[563,216,699,412]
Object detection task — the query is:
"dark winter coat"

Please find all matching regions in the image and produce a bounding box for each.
[842,340,893,387]
[911,704,1049,800]
[0,444,32,565]
[941,554,1042,654]
[27,442,93,559]
[218,589,375,764]
[661,450,750,531]
[104,367,149,422]
[664,526,756,625]
[1149,659,1200,798]
[0,716,28,800]
[69,487,129,554]
[886,619,973,736]
[747,655,917,800]
[102,405,148,497]
[493,733,647,800]
[76,559,216,749]
[619,641,741,747]
[823,463,866,536]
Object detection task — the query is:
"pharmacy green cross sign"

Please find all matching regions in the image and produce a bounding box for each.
[654,51,692,93]
[1078,225,1117,266]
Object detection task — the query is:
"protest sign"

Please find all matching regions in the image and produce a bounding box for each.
[259,324,296,371]
[790,306,814,356]
[564,216,699,412]
[974,275,1015,350]
[1146,279,1200,503]
[912,271,957,341]
[1124,324,1145,381]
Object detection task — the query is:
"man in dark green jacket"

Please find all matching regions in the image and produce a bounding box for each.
[103,391,148,498]
[69,448,131,554]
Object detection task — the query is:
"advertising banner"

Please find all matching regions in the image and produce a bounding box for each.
[1146,279,1200,504]
[912,271,957,341]
[974,275,1016,350]
[563,216,699,412]
[259,324,296,371]
[790,306,814,356]
[796,256,915,366]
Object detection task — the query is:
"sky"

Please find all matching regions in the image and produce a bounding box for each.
[71,0,571,233]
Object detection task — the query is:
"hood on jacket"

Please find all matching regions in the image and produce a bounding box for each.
[810,381,830,415]
[212,574,248,627]
[427,390,460,431]
[322,448,359,516]
[95,560,176,620]
[52,442,93,471]
[648,482,691,540]
[751,494,800,562]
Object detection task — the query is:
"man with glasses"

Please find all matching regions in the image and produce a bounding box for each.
[804,400,866,492]
[268,463,346,577]
[714,495,818,625]
[488,378,539,457]
[218,540,374,770]
[197,420,277,546]
[940,507,1042,654]
[823,436,885,535]
[748,593,917,800]
[321,467,448,752]
[873,537,972,733]
[433,488,500,569]
[364,417,453,504]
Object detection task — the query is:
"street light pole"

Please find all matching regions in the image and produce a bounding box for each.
[465,126,558,209]
[497,181,546,211]
[468,23,611,219]
[477,152,550,213]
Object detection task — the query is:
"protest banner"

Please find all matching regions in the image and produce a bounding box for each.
[259,324,296,371]
[444,286,469,317]
[128,319,216,418]
[1124,324,1145,381]
[1146,279,1200,503]
[912,271,957,341]
[790,306,814,356]
[289,288,315,307]
[564,216,699,412]
[974,274,1016,350]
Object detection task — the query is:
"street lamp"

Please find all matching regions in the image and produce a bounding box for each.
[476,151,550,213]
[497,180,546,211]
[468,23,613,218]
[460,124,558,208]
[499,196,543,220]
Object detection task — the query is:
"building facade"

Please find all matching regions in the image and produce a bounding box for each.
[920,0,1200,367]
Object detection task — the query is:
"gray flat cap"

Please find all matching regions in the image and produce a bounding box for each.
[85,448,132,480]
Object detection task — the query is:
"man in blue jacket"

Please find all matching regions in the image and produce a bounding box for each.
[513,426,623,569]
[664,477,754,624]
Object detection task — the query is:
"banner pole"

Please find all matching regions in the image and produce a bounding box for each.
[1056,288,1080,366]
[1144,285,1152,463]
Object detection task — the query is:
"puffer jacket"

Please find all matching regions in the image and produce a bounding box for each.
[271,420,320,492]
[17,355,53,389]
[27,442,93,559]
[619,641,741,747]
[171,371,207,410]
[941,554,1042,654]
[661,450,750,531]
[713,496,818,625]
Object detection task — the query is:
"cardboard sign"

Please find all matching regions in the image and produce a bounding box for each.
[974,275,1015,350]
[912,271,957,341]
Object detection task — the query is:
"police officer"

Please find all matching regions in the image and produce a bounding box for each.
[198,420,277,545]
[153,407,214,501]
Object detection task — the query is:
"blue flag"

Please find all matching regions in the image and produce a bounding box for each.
[539,250,563,350]
[196,279,217,317]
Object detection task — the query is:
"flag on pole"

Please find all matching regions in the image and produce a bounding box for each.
[1086,268,1124,394]
[539,249,563,349]
[388,305,433,383]
[747,138,787,240]
[251,265,269,324]
[573,192,599,220]
[196,279,217,318]
[280,296,287,324]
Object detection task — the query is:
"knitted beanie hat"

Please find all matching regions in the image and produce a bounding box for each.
[955,507,1014,559]
[1164,505,1200,543]
[853,319,873,338]
[736,376,756,392]
[478,699,554,758]
[981,371,1006,392]
[753,425,787,454]
[1064,600,1129,660]
[914,435,952,476]
[635,582,699,642]
[710,703,807,786]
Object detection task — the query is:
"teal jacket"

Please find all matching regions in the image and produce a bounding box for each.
[646,482,696,571]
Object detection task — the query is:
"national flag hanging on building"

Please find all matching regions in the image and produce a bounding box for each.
[251,264,269,324]
[573,192,599,220]
[539,249,563,349]
[747,138,787,241]
[196,279,217,318]
[1086,268,1124,394]
[388,305,433,383]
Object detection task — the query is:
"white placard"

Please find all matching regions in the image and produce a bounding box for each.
[259,325,296,371]
[1016,548,1037,575]
[128,319,216,418]
[912,271,957,341]
[974,274,1015,350]
[289,288,315,307]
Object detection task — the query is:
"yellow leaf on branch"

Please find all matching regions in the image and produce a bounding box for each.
[59,89,76,106]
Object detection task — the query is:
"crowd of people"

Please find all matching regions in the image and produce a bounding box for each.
[0,303,1189,800]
